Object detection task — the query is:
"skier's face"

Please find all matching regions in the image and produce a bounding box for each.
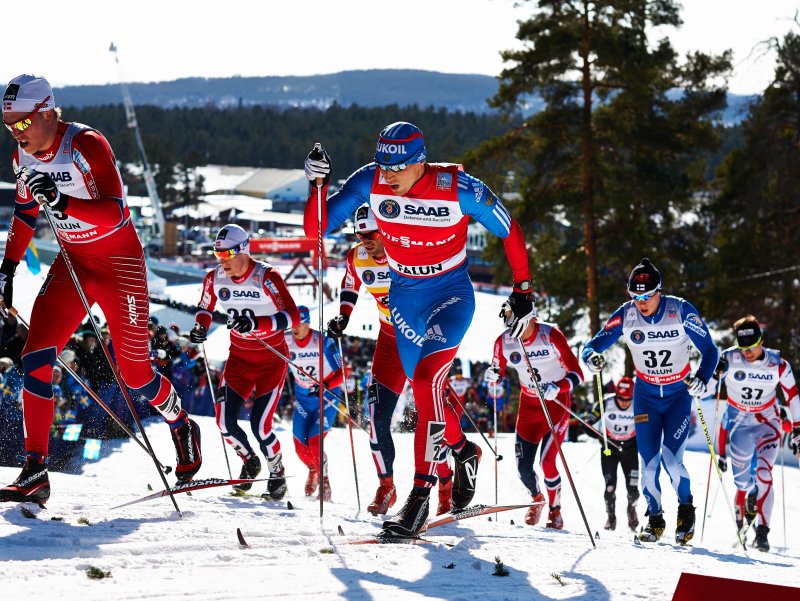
[3,108,57,154]
[380,162,425,195]
[218,250,249,278]
[292,322,311,340]
[357,230,385,257]
[741,343,764,363]
[632,290,660,317]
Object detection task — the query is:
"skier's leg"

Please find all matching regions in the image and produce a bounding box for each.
[633,389,667,515]
[659,392,693,504]
[539,406,569,509]
[754,419,780,527]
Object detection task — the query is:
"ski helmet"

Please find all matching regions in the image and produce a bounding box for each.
[355,204,378,233]
[627,258,662,296]
[297,305,311,324]
[214,224,250,256]
[374,121,426,170]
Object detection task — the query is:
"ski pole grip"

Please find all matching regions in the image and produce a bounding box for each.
[311,142,324,187]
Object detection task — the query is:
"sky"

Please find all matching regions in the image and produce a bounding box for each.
[2,0,798,95]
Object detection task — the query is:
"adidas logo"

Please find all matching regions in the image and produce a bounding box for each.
[424,324,447,343]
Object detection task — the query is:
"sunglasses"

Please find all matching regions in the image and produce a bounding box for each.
[356,230,380,241]
[736,337,762,351]
[377,162,410,172]
[213,247,242,260]
[629,289,659,302]
[2,96,51,132]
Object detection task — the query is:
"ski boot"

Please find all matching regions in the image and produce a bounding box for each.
[675,501,696,545]
[0,453,50,506]
[263,453,287,500]
[753,525,770,552]
[627,500,639,531]
[317,475,332,502]
[304,467,319,496]
[233,454,261,492]
[451,440,482,511]
[525,492,546,526]
[170,416,203,483]
[546,506,564,530]
[381,487,430,538]
[639,511,666,543]
[367,476,397,516]
[436,478,452,516]
[605,513,617,531]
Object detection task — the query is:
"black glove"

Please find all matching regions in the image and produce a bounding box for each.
[500,280,535,338]
[0,259,18,309]
[305,145,331,185]
[228,313,258,334]
[791,427,800,455]
[308,384,320,396]
[189,323,207,344]
[718,456,727,473]
[327,314,349,340]
[586,352,605,374]
[715,354,728,378]
[23,168,69,211]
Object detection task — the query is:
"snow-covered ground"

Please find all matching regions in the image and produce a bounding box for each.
[1,415,798,600]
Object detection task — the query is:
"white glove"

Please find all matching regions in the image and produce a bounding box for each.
[304,146,331,183]
[483,366,501,385]
[585,352,605,374]
[685,376,707,397]
[540,382,560,401]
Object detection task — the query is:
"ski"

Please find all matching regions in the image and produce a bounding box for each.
[423,502,543,532]
[337,523,457,547]
[236,527,251,549]
[111,478,268,509]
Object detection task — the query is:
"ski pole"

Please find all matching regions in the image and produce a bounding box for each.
[26,191,181,515]
[595,373,611,457]
[547,397,622,451]
[780,431,787,550]
[337,339,361,513]
[445,380,502,460]
[242,331,368,433]
[700,377,723,543]
[491,377,499,505]
[518,339,596,548]
[312,144,326,522]
[200,343,232,480]
[689,388,745,551]
[5,306,172,474]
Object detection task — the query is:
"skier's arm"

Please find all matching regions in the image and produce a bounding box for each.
[260,268,302,331]
[303,165,373,237]
[339,247,362,318]
[778,358,800,426]
[680,300,719,384]
[457,172,529,283]
[322,337,343,389]
[194,270,218,330]
[550,326,584,394]
[5,152,38,262]
[581,306,626,362]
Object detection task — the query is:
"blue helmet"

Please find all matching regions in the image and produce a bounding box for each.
[297,305,311,324]
[374,122,426,170]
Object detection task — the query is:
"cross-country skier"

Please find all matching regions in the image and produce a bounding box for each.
[484,315,583,529]
[0,74,202,504]
[710,316,799,552]
[581,258,718,544]
[286,305,343,501]
[585,376,640,531]
[303,122,534,537]
[327,205,456,516]
[190,224,301,500]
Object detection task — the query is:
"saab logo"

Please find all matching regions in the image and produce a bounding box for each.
[297,351,318,359]
[376,142,406,155]
[733,370,746,381]
[436,172,452,190]
[634,413,649,423]
[424,421,446,462]
[48,171,73,183]
[3,84,19,101]
[631,330,645,344]
[232,290,260,299]
[362,270,375,285]
[749,373,773,381]
[605,316,622,330]
[378,198,401,219]
[218,287,231,301]
[528,349,550,358]
[648,329,679,339]
[403,205,450,217]
[424,324,447,343]
[509,351,521,364]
